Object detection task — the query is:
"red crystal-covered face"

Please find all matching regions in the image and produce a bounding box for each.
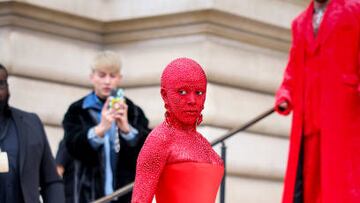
[161,58,207,126]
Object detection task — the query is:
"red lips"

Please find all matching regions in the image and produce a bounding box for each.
[184,110,199,115]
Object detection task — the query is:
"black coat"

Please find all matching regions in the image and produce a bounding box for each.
[10,107,65,203]
[55,139,76,203]
[63,96,150,203]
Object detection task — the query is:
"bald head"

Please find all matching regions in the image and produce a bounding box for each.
[161,58,207,90]
[160,58,207,126]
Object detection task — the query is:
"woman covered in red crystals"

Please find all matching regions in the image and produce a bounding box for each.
[131,58,224,203]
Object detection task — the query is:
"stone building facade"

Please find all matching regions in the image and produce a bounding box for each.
[0,0,307,202]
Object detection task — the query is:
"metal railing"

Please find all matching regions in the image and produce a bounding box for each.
[92,107,275,203]
[92,183,134,203]
[210,107,275,203]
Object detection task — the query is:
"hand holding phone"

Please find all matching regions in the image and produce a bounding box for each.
[109,88,125,110]
[109,89,130,133]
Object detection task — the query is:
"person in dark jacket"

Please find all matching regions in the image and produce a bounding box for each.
[0,64,65,203]
[56,139,76,203]
[63,51,150,203]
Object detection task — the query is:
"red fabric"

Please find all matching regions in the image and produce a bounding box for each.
[131,58,224,203]
[155,162,223,203]
[275,0,360,202]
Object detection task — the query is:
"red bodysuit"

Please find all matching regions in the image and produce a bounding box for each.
[131,58,224,203]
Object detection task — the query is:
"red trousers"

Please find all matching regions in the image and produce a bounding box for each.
[302,133,321,203]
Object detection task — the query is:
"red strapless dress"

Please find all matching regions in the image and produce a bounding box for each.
[155,162,224,203]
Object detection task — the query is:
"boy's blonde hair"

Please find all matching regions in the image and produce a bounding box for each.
[92,51,122,73]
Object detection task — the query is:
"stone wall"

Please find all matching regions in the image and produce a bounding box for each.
[0,0,307,202]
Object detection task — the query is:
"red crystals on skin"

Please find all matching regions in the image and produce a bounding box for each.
[161,57,207,129]
[131,58,223,203]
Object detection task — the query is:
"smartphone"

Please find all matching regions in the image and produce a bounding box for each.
[109,88,125,110]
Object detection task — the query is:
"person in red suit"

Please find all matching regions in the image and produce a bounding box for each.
[131,58,224,203]
[275,0,360,202]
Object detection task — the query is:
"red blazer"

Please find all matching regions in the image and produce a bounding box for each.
[275,0,360,202]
